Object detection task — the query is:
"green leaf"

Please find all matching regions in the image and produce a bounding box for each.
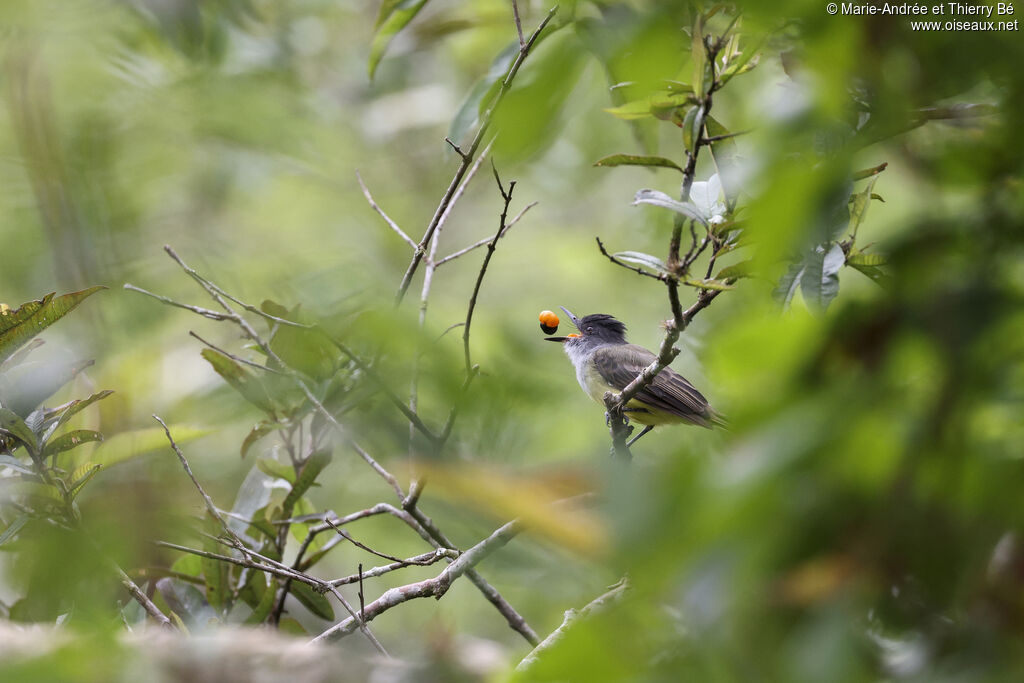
[691,13,707,96]
[846,252,887,266]
[848,176,878,240]
[3,481,65,507]
[715,260,755,280]
[257,456,296,484]
[202,516,230,612]
[0,454,35,475]
[0,408,38,456]
[291,581,334,621]
[681,106,699,153]
[449,43,518,144]
[42,430,103,460]
[43,390,113,440]
[201,348,276,414]
[593,154,683,173]
[800,243,846,313]
[633,189,708,226]
[170,553,203,578]
[241,421,278,459]
[604,93,692,121]
[0,514,31,547]
[83,425,209,469]
[244,575,278,624]
[0,287,105,366]
[612,251,669,275]
[67,462,102,498]
[848,262,892,288]
[282,450,332,513]
[368,0,430,79]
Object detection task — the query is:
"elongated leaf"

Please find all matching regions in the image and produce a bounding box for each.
[0,338,44,371]
[0,287,105,366]
[291,581,334,620]
[68,462,102,498]
[0,408,38,455]
[244,575,278,624]
[0,454,35,474]
[43,390,113,441]
[715,259,755,280]
[368,0,429,79]
[201,349,276,414]
[0,514,31,547]
[847,252,887,266]
[848,177,878,240]
[42,430,103,459]
[257,456,295,483]
[449,43,518,144]
[705,116,741,209]
[202,516,230,612]
[634,189,708,226]
[282,450,332,513]
[593,154,683,172]
[773,261,807,309]
[800,243,845,313]
[4,481,64,507]
[848,262,892,288]
[604,92,693,121]
[241,421,278,459]
[612,251,669,275]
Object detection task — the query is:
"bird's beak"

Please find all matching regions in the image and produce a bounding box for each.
[559,306,581,330]
[546,306,581,342]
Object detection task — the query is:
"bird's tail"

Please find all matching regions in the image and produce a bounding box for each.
[709,410,730,431]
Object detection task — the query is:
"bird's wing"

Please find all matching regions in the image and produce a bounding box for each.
[591,344,713,427]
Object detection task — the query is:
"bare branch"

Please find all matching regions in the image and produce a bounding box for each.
[517,577,630,671]
[357,170,417,250]
[394,6,558,304]
[511,0,525,48]
[123,283,231,321]
[435,201,536,267]
[329,549,460,587]
[312,520,521,643]
[189,331,285,375]
[595,237,667,281]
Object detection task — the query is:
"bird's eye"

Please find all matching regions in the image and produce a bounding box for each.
[585,326,593,333]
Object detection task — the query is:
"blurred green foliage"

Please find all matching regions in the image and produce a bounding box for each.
[2,0,1022,680]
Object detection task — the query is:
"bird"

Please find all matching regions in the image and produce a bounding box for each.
[545,306,723,448]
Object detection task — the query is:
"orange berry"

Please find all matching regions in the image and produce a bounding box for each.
[539,309,559,335]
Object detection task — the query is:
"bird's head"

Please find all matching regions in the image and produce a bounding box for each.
[545,307,628,348]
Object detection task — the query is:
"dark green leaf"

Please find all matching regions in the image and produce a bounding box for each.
[43,390,114,441]
[846,252,887,266]
[256,456,295,483]
[202,516,230,612]
[593,154,683,173]
[683,278,735,291]
[715,260,755,280]
[43,430,103,459]
[0,408,38,455]
[0,287,105,366]
[848,177,878,240]
[291,581,334,621]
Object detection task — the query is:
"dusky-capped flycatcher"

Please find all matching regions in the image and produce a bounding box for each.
[545,306,723,447]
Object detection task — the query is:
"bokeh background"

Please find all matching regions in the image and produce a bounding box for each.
[2,0,1022,680]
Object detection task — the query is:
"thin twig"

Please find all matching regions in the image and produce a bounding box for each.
[395,6,557,304]
[124,283,231,321]
[357,170,417,250]
[312,520,521,643]
[511,0,525,47]
[328,549,460,587]
[463,166,516,374]
[189,331,285,375]
[516,577,630,671]
[595,237,667,281]
[435,201,536,267]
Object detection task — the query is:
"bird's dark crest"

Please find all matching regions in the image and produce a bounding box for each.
[579,314,627,339]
